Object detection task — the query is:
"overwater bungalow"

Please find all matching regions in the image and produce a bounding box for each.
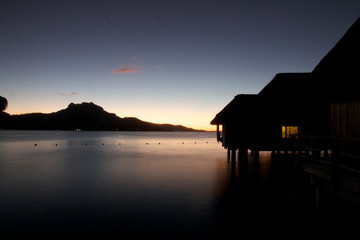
[211,71,329,156]
[211,17,360,204]
[297,16,360,153]
[297,17,360,205]
[211,94,258,151]
[211,17,359,155]
[255,72,328,150]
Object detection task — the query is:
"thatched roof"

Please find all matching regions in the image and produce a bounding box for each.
[211,73,313,125]
[312,17,360,100]
[210,94,257,125]
[258,73,313,98]
[210,17,360,125]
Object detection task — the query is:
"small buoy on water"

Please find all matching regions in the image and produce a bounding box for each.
[85,143,87,146]
[182,142,184,144]
[146,143,148,145]
[102,143,104,145]
[119,143,121,145]
[55,144,58,146]
[195,142,196,144]
[158,142,160,144]
[34,143,37,146]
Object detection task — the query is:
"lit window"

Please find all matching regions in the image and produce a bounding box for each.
[282,126,299,138]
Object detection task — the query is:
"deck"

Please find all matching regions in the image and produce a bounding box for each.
[293,136,360,206]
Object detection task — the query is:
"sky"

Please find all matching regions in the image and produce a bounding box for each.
[1,0,359,131]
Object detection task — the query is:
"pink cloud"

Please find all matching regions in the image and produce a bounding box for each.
[57,92,80,97]
[112,63,143,74]
[112,67,140,74]
[155,65,163,70]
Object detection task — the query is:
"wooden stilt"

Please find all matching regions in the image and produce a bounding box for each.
[254,150,259,161]
[312,150,320,160]
[231,149,236,162]
[238,147,248,161]
[324,150,329,159]
[315,187,321,209]
[238,147,249,177]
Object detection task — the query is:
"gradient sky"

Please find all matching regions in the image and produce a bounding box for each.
[1,0,359,130]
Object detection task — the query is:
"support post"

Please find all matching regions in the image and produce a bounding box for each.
[297,138,302,168]
[315,187,321,209]
[238,147,248,161]
[231,149,236,163]
[253,150,260,170]
[310,175,321,213]
[238,147,249,177]
[254,150,259,162]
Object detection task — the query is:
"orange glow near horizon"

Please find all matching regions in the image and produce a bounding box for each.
[109,107,217,131]
[5,102,217,131]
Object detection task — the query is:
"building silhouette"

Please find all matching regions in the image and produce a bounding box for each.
[211,17,360,155]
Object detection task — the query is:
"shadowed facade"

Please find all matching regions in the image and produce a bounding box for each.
[211,17,360,154]
[211,17,360,206]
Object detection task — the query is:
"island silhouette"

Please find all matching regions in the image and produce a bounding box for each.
[0,100,200,131]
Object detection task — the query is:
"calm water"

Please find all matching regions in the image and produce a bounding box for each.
[0,131,230,239]
[1,131,359,239]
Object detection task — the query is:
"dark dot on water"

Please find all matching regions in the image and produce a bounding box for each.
[34,144,37,146]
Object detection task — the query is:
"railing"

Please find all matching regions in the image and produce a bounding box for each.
[296,135,360,164]
[294,135,360,205]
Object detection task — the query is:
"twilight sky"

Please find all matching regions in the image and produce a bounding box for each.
[1,0,359,130]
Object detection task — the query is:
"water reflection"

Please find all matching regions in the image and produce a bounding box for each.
[0,131,226,239]
[3,131,359,239]
[215,150,360,238]
[214,151,313,238]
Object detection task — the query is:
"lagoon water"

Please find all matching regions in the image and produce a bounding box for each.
[0,131,231,239]
[1,131,358,239]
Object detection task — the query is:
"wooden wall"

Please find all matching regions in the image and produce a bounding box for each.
[331,99,360,137]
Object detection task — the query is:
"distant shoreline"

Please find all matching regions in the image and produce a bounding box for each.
[0,128,209,132]
[0,102,205,132]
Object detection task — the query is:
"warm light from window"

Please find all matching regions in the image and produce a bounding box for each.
[282,126,299,138]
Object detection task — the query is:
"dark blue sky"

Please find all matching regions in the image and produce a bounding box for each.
[1,0,359,130]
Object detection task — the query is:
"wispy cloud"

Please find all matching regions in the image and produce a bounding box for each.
[112,67,140,74]
[155,65,162,70]
[112,62,143,74]
[57,92,79,97]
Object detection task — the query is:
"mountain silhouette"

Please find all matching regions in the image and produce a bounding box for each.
[3,102,201,131]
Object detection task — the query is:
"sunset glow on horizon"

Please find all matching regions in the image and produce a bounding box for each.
[5,99,220,131]
[1,1,359,131]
